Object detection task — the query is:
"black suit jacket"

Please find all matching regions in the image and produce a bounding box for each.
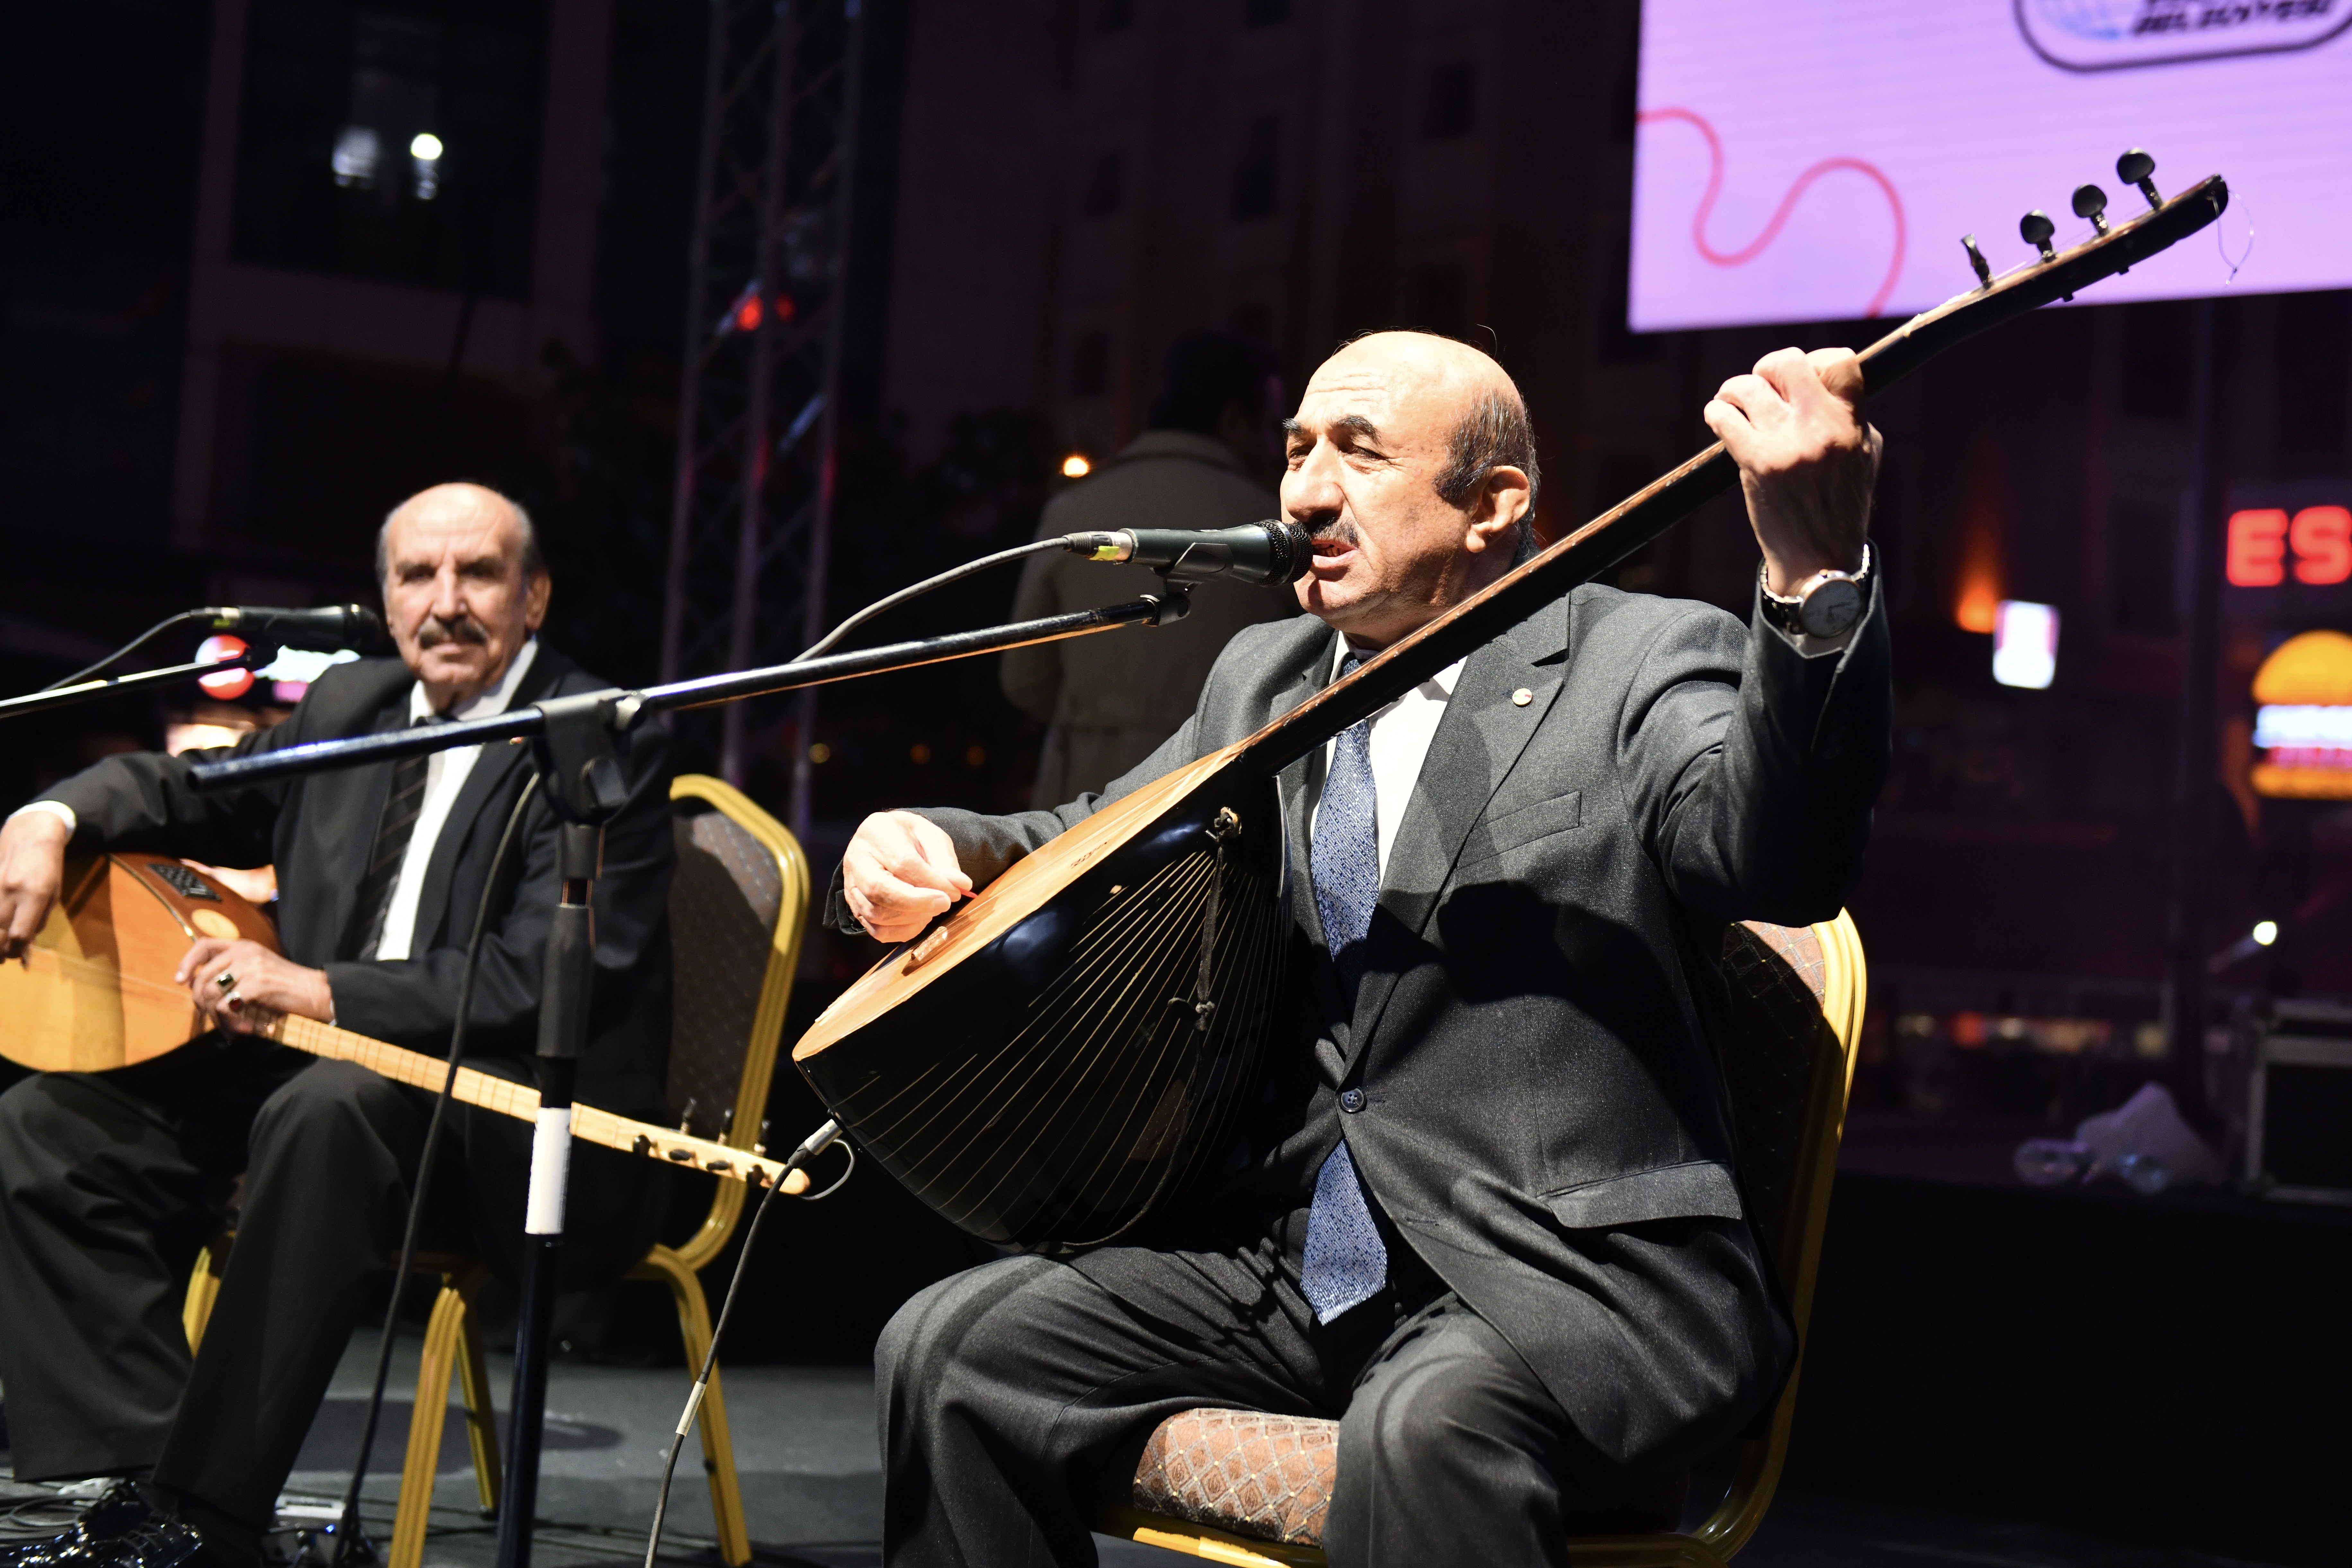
[841,581,1890,1470]
[42,645,675,1110]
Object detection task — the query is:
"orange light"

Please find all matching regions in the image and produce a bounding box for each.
[1061,454,1092,479]
[2290,506,2352,585]
[2227,509,2289,586]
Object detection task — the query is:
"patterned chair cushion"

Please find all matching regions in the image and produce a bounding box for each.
[1132,1409,1334,1546]
[1131,1408,1687,1548]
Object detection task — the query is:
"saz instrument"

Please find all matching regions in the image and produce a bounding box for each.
[0,854,808,1192]
[792,157,2231,1253]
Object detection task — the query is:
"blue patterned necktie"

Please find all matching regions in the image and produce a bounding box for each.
[1303,650,1388,1324]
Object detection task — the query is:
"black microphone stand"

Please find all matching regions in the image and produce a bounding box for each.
[496,692,634,1568]
[0,646,274,722]
[183,585,1194,1568]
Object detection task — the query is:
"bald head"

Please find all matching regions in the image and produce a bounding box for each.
[378,483,551,711]
[1280,331,1539,647]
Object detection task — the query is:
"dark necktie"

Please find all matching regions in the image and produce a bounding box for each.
[353,715,440,959]
[1302,651,1388,1323]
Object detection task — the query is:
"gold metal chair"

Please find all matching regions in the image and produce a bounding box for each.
[1100,912,1868,1568]
[183,775,810,1568]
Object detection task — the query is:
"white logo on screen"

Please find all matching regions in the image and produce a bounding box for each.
[2020,0,2350,70]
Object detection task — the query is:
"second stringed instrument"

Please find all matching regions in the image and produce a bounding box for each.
[790,153,2231,1253]
[0,854,809,1191]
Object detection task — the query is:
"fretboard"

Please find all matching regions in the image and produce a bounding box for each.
[264,1015,808,1192]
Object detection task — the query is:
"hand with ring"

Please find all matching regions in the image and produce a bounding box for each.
[177,938,336,1035]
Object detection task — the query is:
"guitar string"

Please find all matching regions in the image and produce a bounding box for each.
[18,948,766,1175]
[909,852,1211,1233]
[944,856,1215,1234]
[873,853,1213,1224]
[1008,857,1240,1242]
[1051,854,1278,1246]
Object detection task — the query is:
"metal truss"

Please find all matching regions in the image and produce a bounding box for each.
[660,0,866,839]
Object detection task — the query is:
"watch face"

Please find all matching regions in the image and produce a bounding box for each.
[1799,578,1863,638]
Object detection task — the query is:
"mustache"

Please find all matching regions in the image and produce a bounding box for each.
[415,614,490,649]
[1307,517,1360,549]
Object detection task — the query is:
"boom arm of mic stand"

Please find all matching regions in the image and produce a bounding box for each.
[0,648,272,723]
[185,596,1181,792]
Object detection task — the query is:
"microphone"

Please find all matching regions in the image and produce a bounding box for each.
[1061,521,1313,586]
[201,604,390,653]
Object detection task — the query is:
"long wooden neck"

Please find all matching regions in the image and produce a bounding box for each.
[1232,174,2228,779]
[261,1015,808,1192]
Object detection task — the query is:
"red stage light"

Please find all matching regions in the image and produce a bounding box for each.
[195,635,254,700]
[2290,505,2352,585]
[2227,509,2288,587]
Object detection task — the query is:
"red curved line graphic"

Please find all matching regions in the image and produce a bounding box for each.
[1637,106,1907,320]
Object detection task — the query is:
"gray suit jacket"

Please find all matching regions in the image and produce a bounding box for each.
[851,580,1890,1470]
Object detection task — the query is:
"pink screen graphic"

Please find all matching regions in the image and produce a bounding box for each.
[1630,2,2347,332]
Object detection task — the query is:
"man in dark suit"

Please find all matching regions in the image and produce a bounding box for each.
[0,484,674,1568]
[836,332,1889,1566]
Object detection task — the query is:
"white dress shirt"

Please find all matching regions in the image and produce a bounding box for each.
[1306,635,1468,883]
[371,638,540,961]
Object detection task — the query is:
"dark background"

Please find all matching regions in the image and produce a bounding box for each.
[3,4,2346,1558]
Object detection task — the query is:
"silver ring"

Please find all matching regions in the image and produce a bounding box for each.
[215,971,239,996]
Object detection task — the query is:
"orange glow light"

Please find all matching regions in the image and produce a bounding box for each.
[1954,571,1999,634]
[1061,454,1092,478]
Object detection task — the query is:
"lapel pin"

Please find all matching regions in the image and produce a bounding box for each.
[1511,687,1533,707]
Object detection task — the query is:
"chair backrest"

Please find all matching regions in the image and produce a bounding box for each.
[1688,913,1865,1558]
[663,775,812,1269]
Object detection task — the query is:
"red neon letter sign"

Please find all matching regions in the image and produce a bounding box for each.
[2290,506,2352,585]
[2228,509,2288,586]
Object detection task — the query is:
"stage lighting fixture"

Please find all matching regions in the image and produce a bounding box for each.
[1992,600,2058,689]
[409,132,443,161]
[2253,920,2280,947]
[1061,454,1092,478]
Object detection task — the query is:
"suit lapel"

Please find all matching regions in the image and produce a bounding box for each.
[1347,598,1569,1060]
[407,648,566,951]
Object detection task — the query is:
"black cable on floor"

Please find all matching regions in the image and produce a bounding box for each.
[641,1121,846,1568]
[330,774,543,1563]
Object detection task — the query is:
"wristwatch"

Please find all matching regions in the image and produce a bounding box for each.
[1760,544,1873,639]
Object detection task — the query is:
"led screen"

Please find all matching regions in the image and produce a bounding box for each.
[1630,2,2345,331]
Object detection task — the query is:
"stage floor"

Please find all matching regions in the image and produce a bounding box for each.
[1,1330,2283,1568]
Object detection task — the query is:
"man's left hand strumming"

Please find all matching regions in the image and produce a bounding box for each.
[177,937,333,1034]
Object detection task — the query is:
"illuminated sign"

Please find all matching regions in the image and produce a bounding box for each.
[2251,629,2352,800]
[2228,507,2352,588]
[1992,600,2058,689]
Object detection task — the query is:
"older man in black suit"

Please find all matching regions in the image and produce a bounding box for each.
[0,484,674,1568]
[836,331,1889,1567]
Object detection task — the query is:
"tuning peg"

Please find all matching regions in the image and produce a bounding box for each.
[1961,233,1993,289]
[677,1096,698,1134]
[2072,184,2111,237]
[2116,148,2161,210]
[2020,210,2057,264]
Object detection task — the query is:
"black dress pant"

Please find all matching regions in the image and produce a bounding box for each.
[0,1034,665,1532]
[877,1237,1649,1568]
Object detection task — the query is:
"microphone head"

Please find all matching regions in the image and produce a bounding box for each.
[1258,521,1313,585]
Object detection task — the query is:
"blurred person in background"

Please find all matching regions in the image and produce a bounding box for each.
[1003,331,1300,806]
